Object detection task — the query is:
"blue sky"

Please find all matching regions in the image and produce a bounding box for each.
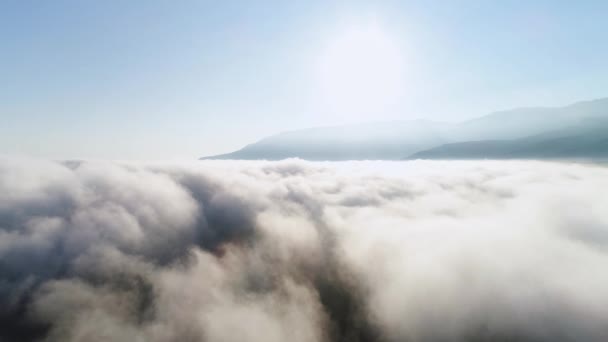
[2,0,608,159]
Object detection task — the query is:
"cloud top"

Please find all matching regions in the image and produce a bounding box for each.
[1,158,608,341]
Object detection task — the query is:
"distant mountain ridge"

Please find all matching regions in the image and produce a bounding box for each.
[204,120,451,160]
[408,116,608,160]
[201,98,608,161]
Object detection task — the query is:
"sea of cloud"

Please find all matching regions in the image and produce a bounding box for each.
[1,157,608,341]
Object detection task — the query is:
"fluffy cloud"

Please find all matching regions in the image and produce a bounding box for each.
[1,157,608,341]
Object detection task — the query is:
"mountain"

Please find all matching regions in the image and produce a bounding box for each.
[203,121,451,160]
[202,98,608,161]
[448,98,608,140]
[408,117,608,160]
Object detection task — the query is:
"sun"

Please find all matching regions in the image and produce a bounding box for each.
[317,20,405,121]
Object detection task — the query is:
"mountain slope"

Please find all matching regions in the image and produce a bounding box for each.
[408,117,608,160]
[202,98,608,161]
[203,121,451,160]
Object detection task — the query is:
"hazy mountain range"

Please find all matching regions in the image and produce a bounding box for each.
[202,98,608,160]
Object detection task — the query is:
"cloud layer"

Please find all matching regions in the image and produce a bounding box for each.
[1,158,608,341]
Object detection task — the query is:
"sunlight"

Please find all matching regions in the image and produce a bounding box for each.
[317,20,405,120]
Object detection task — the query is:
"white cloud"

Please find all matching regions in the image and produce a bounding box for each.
[1,158,608,341]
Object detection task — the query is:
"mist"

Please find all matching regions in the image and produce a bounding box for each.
[1,157,608,341]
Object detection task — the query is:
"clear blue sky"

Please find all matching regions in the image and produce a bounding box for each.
[2,0,608,159]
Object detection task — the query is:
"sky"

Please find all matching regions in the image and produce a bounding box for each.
[2,0,608,160]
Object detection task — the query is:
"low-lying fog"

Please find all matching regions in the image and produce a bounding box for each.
[1,158,608,341]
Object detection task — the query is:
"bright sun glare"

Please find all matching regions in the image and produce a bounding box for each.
[317,20,405,120]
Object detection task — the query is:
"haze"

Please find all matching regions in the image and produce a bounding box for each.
[2,1,608,159]
[2,2,608,342]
